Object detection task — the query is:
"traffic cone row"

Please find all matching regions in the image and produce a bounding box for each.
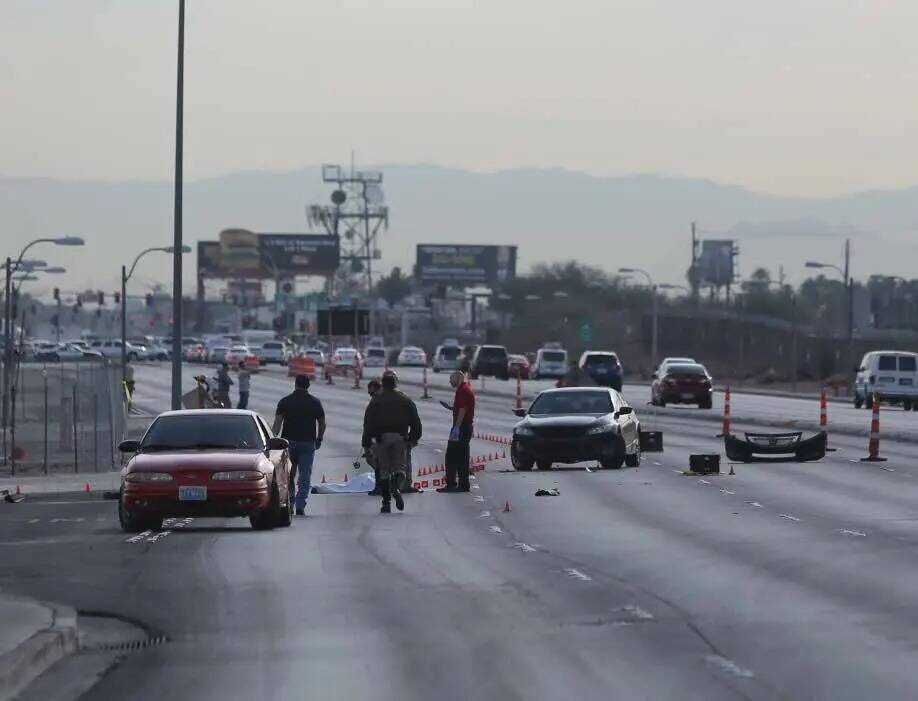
[474,432,512,445]
[861,394,887,462]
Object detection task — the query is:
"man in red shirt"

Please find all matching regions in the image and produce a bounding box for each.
[438,371,475,493]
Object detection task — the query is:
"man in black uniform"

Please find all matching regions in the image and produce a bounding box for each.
[365,379,383,496]
[273,375,326,516]
[362,373,422,513]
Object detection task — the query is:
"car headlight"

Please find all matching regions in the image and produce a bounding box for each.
[124,472,174,483]
[514,426,535,437]
[211,470,265,481]
[587,424,616,435]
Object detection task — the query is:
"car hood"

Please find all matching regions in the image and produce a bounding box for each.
[126,450,265,472]
[523,414,610,428]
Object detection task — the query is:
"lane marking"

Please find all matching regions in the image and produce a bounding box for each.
[473,496,485,503]
[745,501,763,509]
[779,514,801,522]
[514,542,537,553]
[28,518,41,524]
[838,529,867,537]
[564,568,592,582]
[720,489,735,495]
[698,479,712,485]
[146,530,172,543]
[471,485,480,490]
[672,469,683,475]
[50,517,85,523]
[623,604,654,620]
[478,511,491,518]
[489,525,503,534]
[706,655,754,679]
[126,530,151,544]
[653,461,663,467]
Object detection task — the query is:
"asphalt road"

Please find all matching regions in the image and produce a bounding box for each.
[3,363,918,699]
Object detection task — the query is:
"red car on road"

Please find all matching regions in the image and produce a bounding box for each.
[118,410,293,532]
[651,363,713,409]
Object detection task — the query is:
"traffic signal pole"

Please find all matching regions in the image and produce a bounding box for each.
[121,265,128,392]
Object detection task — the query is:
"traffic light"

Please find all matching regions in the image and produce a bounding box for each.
[53,287,60,301]
[113,291,121,304]
[97,291,105,306]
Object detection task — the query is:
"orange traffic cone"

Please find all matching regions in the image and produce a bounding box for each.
[84,482,91,494]
[16,485,22,496]
[729,465,735,476]
[503,500,512,513]
[820,388,837,451]
[344,473,349,483]
[502,449,507,459]
[861,395,887,462]
[321,474,327,484]
[718,386,732,437]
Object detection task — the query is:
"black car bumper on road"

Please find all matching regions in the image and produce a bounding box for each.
[724,431,827,463]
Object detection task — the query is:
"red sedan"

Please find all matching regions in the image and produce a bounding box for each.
[117,410,294,532]
[651,363,713,409]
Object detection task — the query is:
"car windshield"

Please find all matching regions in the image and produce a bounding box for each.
[367,348,386,357]
[479,347,507,359]
[584,354,618,367]
[529,391,613,415]
[542,351,566,362]
[263,342,282,349]
[666,364,707,376]
[140,415,264,451]
[439,347,461,360]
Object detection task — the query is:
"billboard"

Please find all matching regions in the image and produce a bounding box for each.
[317,308,370,336]
[197,234,340,279]
[696,240,736,287]
[415,245,517,286]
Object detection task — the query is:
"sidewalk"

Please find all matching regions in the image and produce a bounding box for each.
[0,595,78,701]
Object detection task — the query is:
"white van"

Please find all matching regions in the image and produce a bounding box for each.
[533,347,568,379]
[854,350,918,410]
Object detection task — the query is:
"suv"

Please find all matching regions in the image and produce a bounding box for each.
[259,341,290,365]
[533,347,568,379]
[470,345,510,380]
[855,351,918,410]
[579,351,623,391]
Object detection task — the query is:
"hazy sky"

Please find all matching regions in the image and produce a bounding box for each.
[2,0,917,196]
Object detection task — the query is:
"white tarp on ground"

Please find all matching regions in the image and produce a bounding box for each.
[312,471,375,494]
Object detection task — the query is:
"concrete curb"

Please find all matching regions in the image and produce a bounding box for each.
[0,601,79,701]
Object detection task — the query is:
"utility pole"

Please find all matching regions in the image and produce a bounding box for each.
[844,238,854,389]
[690,222,699,304]
[170,0,185,410]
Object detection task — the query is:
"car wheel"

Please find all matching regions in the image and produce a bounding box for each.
[699,398,712,410]
[276,478,294,528]
[600,437,626,469]
[536,459,552,471]
[511,444,534,471]
[250,482,280,530]
[118,496,162,533]
[624,451,641,468]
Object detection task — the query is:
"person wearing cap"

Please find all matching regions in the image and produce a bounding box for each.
[362,372,422,513]
[381,369,420,494]
[438,370,475,493]
[273,374,326,516]
[215,362,233,408]
[365,378,383,496]
[236,360,251,409]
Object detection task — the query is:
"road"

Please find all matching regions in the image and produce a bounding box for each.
[3,363,918,699]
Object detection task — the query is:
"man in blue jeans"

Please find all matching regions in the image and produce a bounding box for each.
[272,374,326,516]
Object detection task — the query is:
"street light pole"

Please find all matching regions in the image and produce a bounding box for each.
[171,0,186,410]
[619,267,658,368]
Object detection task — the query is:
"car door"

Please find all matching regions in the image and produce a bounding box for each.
[257,416,290,500]
[613,391,639,450]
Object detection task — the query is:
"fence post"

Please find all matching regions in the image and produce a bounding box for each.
[92,391,99,473]
[72,383,78,473]
[10,384,16,477]
[43,369,48,475]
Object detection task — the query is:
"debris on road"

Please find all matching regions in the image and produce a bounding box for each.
[535,488,560,497]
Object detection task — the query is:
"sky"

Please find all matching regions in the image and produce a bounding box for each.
[2,0,917,197]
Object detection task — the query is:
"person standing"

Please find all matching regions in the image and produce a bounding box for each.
[215,362,233,408]
[364,378,383,496]
[362,373,422,513]
[237,361,251,409]
[124,361,136,411]
[438,370,475,493]
[273,375,326,516]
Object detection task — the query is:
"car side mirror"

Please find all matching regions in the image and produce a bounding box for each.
[118,439,140,453]
[512,408,527,417]
[615,406,633,417]
[268,437,289,451]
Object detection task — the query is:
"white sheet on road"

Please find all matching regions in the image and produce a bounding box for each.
[312,471,375,494]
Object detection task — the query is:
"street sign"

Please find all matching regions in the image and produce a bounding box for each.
[579,321,593,344]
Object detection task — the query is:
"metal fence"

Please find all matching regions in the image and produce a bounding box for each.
[0,360,127,476]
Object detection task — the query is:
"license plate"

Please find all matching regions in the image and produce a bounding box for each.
[178,486,207,501]
[682,393,695,400]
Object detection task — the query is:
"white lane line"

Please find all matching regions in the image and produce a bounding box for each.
[698,479,712,485]
[489,525,503,534]
[473,495,485,503]
[28,518,41,524]
[720,488,735,495]
[126,530,151,544]
[745,501,763,509]
[623,604,654,620]
[478,510,491,518]
[564,568,592,582]
[838,529,867,537]
[471,485,481,490]
[653,461,663,466]
[514,542,537,553]
[49,517,85,523]
[145,530,172,543]
[706,655,754,679]
[672,469,683,475]
[779,514,801,522]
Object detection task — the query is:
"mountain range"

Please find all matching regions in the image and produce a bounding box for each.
[2,165,917,296]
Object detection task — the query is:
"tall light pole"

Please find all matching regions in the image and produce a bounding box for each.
[123,247,189,389]
[806,238,853,386]
[171,0,186,410]
[3,236,84,461]
[619,267,658,368]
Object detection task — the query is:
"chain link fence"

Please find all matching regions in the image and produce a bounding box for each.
[1,360,127,476]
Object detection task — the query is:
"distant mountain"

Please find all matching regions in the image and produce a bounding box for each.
[2,165,917,296]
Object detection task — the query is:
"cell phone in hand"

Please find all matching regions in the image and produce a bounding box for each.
[439,400,453,411]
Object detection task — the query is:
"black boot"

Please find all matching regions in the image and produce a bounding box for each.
[392,476,404,512]
[380,475,392,513]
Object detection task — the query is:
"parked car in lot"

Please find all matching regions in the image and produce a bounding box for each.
[397,346,427,367]
[651,362,713,409]
[89,339,149,361]
[854,350,918,410]
[35,342,103,362]
[579,351,623,391]
[432,344,462,373]
[510,387,642,470]
[363,347,387,368]
[508,354,531,379]
[470,345,509,380]
[117,410,293,532]
[532,347,568,379]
